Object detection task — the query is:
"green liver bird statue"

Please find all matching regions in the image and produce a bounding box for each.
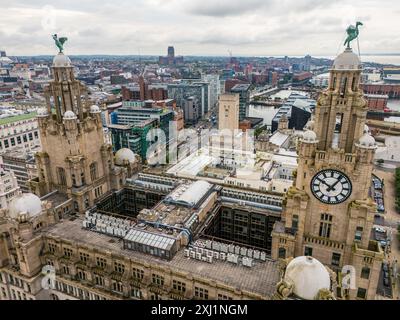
[344,22,363,49]
[52,34,68,53]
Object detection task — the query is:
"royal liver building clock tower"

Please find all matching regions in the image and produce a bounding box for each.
[29,36,126,213]
[272,40,384,299]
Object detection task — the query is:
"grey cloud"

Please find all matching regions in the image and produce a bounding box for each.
[182,0,343,17]
[0,0,399,56]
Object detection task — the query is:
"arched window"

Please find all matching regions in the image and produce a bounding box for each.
[50,294,59,300]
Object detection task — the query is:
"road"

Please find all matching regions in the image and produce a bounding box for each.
[373,167,400,299]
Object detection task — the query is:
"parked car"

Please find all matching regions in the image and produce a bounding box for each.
[374,191,383,198]
[375,226,386,233]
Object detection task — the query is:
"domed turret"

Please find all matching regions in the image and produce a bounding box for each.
[8,193,42,220]
[363,124,370,134]
[332,48,361,70]
[115,148,137,166]
[90,104,101,113]
[37,107,49,117]
[53,52,71,67]
[284,256,331,300]
[63,110,77,120]
[301,130,317,143]
[357,132,376,148]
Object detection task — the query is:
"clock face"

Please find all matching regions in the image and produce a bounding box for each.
[310,169,352,204]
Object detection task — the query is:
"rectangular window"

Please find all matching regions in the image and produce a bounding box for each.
[361,267,370,279]
[357,288,367,299]
[63,248,73,257]
[278,247,286,259]
[292,215,299,230]
[46,260,54,267]
[77,270,86,281]
[79,252,89,263]
[62,265,70,275]
[319,214,333,238]
[112,281,123,293]
[355,226,363,241]
[114,262,125,274]
[131,287,142,299]
[152,274,164,286]
[90,162,97,181]
[94,274,105,286]
[331,253,341,267]
[304,246,313,256]
[132,268,144,280]
[57,167,67,186]
[194,286,209,300]
[96,257,107,268]
[172,280,186,293]
[48,243,57,253]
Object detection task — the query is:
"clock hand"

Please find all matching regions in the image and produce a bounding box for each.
[318,179,331,188]
[327,178,341,192]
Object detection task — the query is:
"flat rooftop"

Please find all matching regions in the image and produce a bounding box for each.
[43,217,280,297]
[231,84,251,91]
[1,145,41,159]
[40,191,71,208]
[0,112,37,125]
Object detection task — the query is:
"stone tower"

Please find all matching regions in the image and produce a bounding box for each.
[271,48,384,300]
[29,51,126,213]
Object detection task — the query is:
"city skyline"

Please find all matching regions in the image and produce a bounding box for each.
[1,0,400,56]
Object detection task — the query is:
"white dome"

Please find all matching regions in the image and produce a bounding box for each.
[53,53,71,67]
[63,110,77,120]
[358,132,376,148]
[8,193,42,219]
[115,148,137,165]
[284,256,331,300]
[37,107,48,117]
[90,104,101,113]
[302,130,317,143]
[332,48,361,71]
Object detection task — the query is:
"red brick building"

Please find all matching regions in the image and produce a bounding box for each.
[362,83,400,98]
[364,94,388,110]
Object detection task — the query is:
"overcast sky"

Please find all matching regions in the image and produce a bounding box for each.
[1,0,400,56]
